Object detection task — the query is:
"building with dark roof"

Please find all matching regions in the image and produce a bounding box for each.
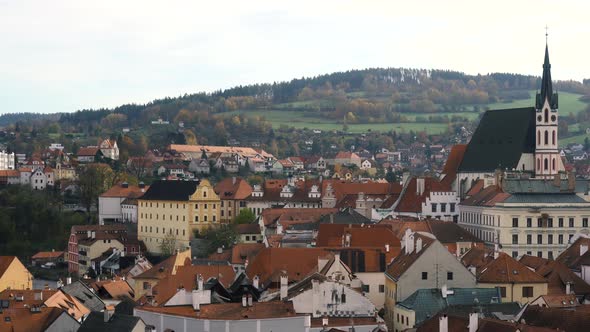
[137,179,222,254]
[78,310,146,332]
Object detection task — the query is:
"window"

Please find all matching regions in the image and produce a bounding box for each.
[431,204,437,213]
[559,218,564,228]
[548,218,553,228]
[537,251,543,258]
[584,218,589,228]
[527,218,532,228]
[570,218,575,227]
[544,130,549,144]
[559,234,564,244]
[570,234,574,241]
[447,272,453,280]
[341,293,346,303]
[422,272,428,280]
[246,236,250,241]
[183,230,185,236]
[522,287,534,298]
[512,234,518,244]
[537,218,543,227]
[143,282,151,290]
[195,204,198,209]
[450,203,456,213]
[512,218,519,227]
[548,234,553,244]
[379,285,385,293]
[548,251,554,260]
[204,204,208,209]
[195,216,199,222]
[397,314,399,323]
[204,216,208,222]
[213,204,216,209]
[156,227,159,234]
[203,191,207,198]
[512,251,518,258]
[362,284,370,293]
[221,210,224,217]
[527,234,532,244]
[499,287,507,297]
[537,234,543,244]
[441,204,446,213]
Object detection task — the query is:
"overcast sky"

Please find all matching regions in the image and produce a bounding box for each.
[1,0,589,114]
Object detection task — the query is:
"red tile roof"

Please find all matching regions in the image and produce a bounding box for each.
[316,224,400,248]
[230,243,265,265]
[394,177,452,213]
[441,144,467,186]
[145,264,236,306]
[478,252,546,284]
[260,208,337,227]
[385,234,435,280]
[556,237,590,271]
[77,147,100,156]
[100,183,148,198]
[0,307,69,332]
[31,251,64,260]
[0,289,58,309]
[0,256,17,279]
[460,185,510,207]
[136,301,296,320]
[535,260,590,296]
[214,177,252,200]
[245,248,330,284]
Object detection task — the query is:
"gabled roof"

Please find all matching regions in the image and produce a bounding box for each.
[0,256,17,278]
[460,185,510,207]
[245,247,330,285]
[521,305,590,332]
[99,183,148,198]
[418,312,558,332]
[385,234,435,280]
[139,180,199,201]
[535,260,590,296]
[77,147,100,157]
[146,264,236,306]
[31,251,64,260]
[317,208,371,225]
[230,243,265,265]
[458,107,536,172]
[385,220,483,245]
[60,281,106,312]
[519,255,549,271]
[477,253,546,284]
[556,236,590,271]
[0,307,76,332]
[394,177,452,213]
[136,301,296,320]
[441,144,467,185]
[214,177,252,200]
[460,247,494,272]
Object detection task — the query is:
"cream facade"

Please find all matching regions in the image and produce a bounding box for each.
[138,179,221,254]
[77,239,124,275]
[477,281,547,304]
[459,203,590,260]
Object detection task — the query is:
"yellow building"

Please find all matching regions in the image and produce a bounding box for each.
[138,179,221,254]
[0,256,33,291]
[214,177,252,223]
[476,252,548,304]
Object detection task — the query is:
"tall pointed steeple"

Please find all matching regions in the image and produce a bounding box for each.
[536,38,558,109]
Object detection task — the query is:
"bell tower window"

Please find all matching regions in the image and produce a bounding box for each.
[544,109,549,123]
[552,130,556,145]
[544,130,548,145]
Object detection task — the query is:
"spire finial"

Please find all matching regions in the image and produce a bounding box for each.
[545,25,549,44]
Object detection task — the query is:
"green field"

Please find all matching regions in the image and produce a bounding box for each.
[226,90,588,136]
[560,132,590,146]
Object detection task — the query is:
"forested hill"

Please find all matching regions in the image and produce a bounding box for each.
[2,67,590,155]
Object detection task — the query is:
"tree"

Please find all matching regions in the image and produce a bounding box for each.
[585,137,590,152]
[200,225,238,255]
[233,209,256,224]
[78,164,113,213]
[159,233,177,256]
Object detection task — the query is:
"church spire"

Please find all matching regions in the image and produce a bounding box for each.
[536,30,558,109]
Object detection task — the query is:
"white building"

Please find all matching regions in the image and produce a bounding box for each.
[0,150,15,170]
[98,182,148,224]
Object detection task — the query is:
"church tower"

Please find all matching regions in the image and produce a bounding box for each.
[534,41,561,178]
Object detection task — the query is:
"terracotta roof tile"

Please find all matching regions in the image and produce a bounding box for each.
[136,301,296,320]
[77,147,100,156]
[235,223,260,235]
[0,307,70,332]
[535,260,590,296]
[478,253,546,284]
[0,289,58,309]
[556,237,590,271]
[385,234,435,280]
[316,224,400,248]
[519,255,549,271]
[230,243,265,265]
[31,251,64,260]
[214,177,252,200]
[0,256,17,278]
[521,305,590,331]
[441,144,467,184]
[460,185,510,207]
[100,183,149,198]
[394,177,452,213]
[245,247,330,284]
[261,208,338,227]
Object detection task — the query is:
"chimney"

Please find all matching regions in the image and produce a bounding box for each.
[91,231,96,239]
[439,314,448,332]
[87,230,91,238]
[468,266,477,275]
[385,244,390,253]
[404,229,414,254]
[276,221,283,235]
[416,237,423,253]
[253,275,260,289]
[280,274,288,300]
[322,317,329,328]
[553,174,561,187]
[566,282,572,295]
[196,274,203,291]
[247,294,253,307]
[104,306,114,322]
[343,232,351,247]
[468,312,478,332]
[66,277,72,285]
[192,290,200,311]
[217,247,223,254]
[416,178,425,196]
[232,177,236,185]
[493,244,499,259]
[581,244,588,257]
[242,294,247,307]
[441,284,448,299]
[402,171,410,186]
[568,170,576,191]
[330,214,334,224]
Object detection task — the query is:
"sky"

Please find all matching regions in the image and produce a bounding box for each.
[1,0,589,114]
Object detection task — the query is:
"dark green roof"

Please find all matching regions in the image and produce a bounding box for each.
[397,287,501,325]
[140,180,199,201]
[503,194,589,204]
[458,107,535,172]
[536,44,558,110]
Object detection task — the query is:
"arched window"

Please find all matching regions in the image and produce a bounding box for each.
[552,158,556,171]
[537,130,541,145]
[522,164,525,171]
[544,158,549,171]
[544,130,549,145]
[552,130,556,145]
[544,109,549,123]
[537,158,541,170]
